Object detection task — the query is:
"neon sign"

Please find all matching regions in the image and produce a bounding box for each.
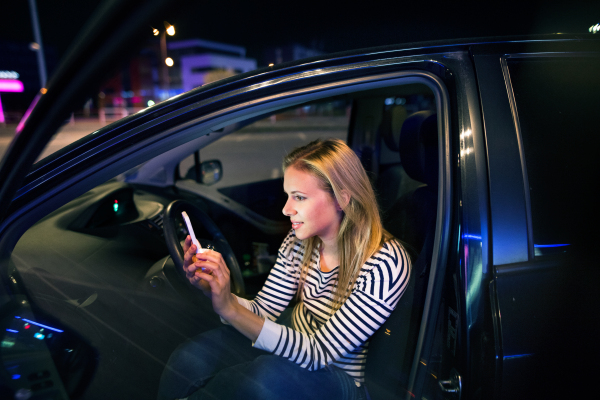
[0,80,24,92]
[0,76,25,124]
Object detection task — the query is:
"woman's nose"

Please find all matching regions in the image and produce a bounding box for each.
[282,199,296,216]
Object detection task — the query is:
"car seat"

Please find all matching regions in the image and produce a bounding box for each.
[364,111,438,400]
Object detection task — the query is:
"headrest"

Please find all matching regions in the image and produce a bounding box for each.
[381,105,408,152]
[398,111,438,187]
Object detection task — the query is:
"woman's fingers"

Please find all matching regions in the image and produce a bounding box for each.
[194,259,229,281]
[185,249,232,306]
[182,235,193,254]
[193,250,225,265]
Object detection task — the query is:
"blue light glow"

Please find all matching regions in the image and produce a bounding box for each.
[533,244,570,248]
[462,234,482,240]
[34,333,45,340]
[5,329,18,333]
[12,374,20,380]
[21,319,63,333]
[503,353,533,360]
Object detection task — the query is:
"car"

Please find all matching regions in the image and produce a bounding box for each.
[1,2,599,399]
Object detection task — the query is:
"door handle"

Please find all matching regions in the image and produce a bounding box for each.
[438,368,461,399]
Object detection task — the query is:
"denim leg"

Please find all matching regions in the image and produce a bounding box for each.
[188,355,365,400]
[157,326,267,400]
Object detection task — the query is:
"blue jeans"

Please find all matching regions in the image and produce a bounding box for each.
[157,325,367,400]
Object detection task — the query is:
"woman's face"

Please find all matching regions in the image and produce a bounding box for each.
[282,166,343,243]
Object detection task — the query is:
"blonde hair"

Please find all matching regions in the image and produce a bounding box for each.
[283,138,392,312]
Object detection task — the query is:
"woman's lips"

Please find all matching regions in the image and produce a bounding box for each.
[291,222,302,229]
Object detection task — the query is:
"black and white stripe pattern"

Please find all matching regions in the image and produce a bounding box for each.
[239,230,410,383]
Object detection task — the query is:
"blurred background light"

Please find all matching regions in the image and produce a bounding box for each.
[0,71,20,79]
[166,23,175,36]
[0,80,24,92]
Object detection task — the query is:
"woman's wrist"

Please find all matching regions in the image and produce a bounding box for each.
[218,293,241,322]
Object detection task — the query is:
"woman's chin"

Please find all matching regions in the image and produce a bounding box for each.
[293,228,309,240]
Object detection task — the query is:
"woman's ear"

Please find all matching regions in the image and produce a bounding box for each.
[336,190,351,211]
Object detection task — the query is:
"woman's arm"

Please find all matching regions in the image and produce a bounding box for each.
[254,240,411,371]
[182,231,301,340]
[187,248,263,341]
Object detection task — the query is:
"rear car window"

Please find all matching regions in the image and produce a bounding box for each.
[507,56,600,256]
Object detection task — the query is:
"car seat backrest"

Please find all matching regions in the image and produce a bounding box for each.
[365,111,439,400]
[385,111,438,252]
[398,110,438,188]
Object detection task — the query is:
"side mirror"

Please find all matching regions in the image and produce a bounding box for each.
[0,296,97,399]
[199,160,222,185]
[183,150,223,186]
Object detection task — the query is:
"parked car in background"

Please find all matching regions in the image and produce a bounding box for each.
[0,1,598,398]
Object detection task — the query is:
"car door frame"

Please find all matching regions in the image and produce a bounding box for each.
[0,47,462,397]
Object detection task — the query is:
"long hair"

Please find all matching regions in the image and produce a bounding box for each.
[283,138,392,312]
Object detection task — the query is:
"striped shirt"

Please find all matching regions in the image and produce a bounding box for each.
[236,230,411,383]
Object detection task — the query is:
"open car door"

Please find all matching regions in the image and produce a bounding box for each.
[0,1,174,398]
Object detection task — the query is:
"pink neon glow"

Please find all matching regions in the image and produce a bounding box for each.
[16,93,42,134]
[0,95,5,124]
[0,79,24,92]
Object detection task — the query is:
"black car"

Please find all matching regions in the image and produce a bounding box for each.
[0,2,599,399]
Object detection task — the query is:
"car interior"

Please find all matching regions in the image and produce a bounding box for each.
[8,82,440,399]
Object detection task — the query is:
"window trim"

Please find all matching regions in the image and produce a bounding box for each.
[502,52,600,259]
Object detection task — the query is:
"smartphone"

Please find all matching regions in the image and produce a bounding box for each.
[182,211,202,254]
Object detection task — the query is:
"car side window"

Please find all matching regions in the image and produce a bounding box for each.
[507,56,600,256]
[177,101,350,220]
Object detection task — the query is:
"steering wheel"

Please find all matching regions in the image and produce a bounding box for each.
[163,200,246,296]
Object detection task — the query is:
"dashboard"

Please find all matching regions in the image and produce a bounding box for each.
[7,178,287,398]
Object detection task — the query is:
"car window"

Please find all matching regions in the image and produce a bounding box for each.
[507,56,600,257]
[179,101,350,185]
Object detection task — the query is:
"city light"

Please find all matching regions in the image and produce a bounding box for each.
[0,70,20,79]
[166,24,175,36]
[590,23,600,34]
[0,78,24,124]
[147,100,155,106]
[153,28,159,36]
[0,80,24,92]
[165,57,174,67]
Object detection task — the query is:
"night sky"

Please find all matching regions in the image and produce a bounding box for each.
[2,0,599,62]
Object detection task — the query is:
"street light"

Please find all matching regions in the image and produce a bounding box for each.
[166,24,175,36]
[152,22,175,95]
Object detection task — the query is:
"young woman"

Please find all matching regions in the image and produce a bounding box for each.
[158,139,411,400]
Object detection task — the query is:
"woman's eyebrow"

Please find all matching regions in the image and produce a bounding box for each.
[284,190,306,195]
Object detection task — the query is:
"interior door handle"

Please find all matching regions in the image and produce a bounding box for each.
[438,368,462,399]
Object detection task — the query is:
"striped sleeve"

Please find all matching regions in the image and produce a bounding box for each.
[254,239,411,373]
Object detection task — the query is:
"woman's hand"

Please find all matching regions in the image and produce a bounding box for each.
[182,236,237,317]
[182,235,212,298]
[183,237,264,340]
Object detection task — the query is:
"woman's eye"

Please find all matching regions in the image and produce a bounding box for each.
[294,195,305,201]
